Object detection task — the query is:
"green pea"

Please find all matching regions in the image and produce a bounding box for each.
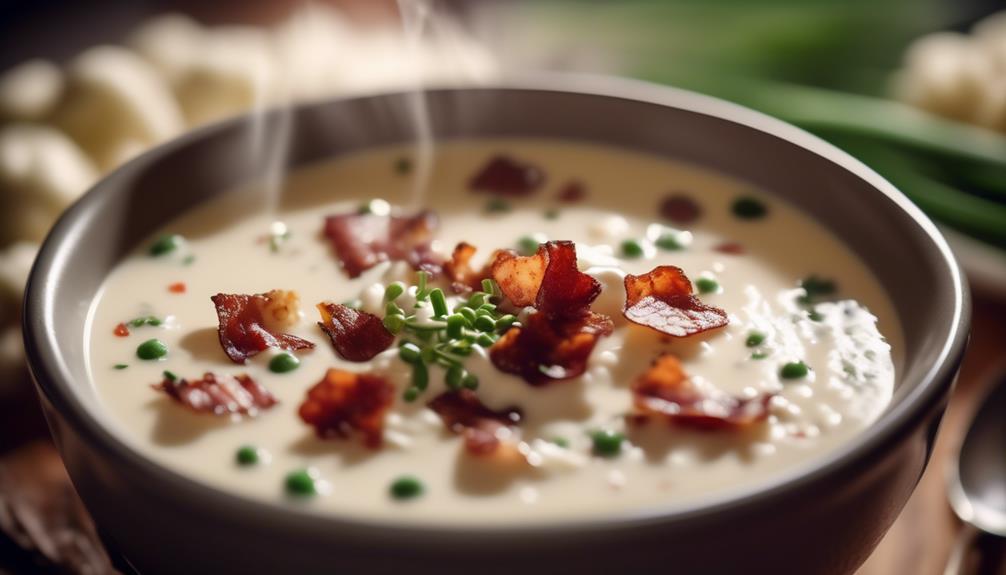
[780,361,810,380]
[655,233,684,251]
[285,469,318,497]
[620,239,645,259]
[517,235,540,256]
[389,475,424,500]
[732,197,768,220]
[269,353,300,373]
[236,446,260,466]
[695,277,720,294]
[591,430,625,457]
[149,234,182,257]
[745,331,766,347]
[136,339,167,360]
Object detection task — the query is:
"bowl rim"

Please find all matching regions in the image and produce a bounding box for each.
[23,73,970,539]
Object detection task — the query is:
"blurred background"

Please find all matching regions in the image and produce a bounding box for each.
[0,0,1003,573]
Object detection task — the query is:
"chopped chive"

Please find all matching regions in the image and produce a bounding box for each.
[415,271,430,300]
[384,282,405,302]
[732,197,768,220]
[780,361,810,380]
[551,437,570,448]
[517,235,540,256]
[399,343,422,365]
[461,373,479,390]
[113,363,128,370]
[236,446,260,466]
[446,365,465,390]
[182,254,196,266]
[269,353,300,373]
[745,331,766,347]
[481,278,497,296]
[695,277,720,294]
[149,234,182,257]
[620,239,645,259]
[412,362,429,391]
[389,475,424,500]
[476,333,495,348]
[496,314,517,332]
[799,275,837,304]
[285,469,318,497]
[459,307,477,324]
[544,208,560,220]
[162,370,178,382]
[136,339,167,360]
[383,314,405,334]
[485,198,510,213]
[394,157,412,174]
[808,309,824,322]
[385,301,404,317]
[474,315,496,332]
[590,430,625,457]
[468,292,488,309]
[429,288,449,318]
[751,351,770,360]
[403,387,419,402]
[446,314,466,339]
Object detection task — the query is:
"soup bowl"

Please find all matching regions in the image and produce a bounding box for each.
[23,76,969,575]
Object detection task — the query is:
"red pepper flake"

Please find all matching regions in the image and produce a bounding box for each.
[168,282,187,293]
[113,323,129,337]
[628,354,771,431]
[427,390,522,456]
[659,194,702,224]
[316,302,393,362]
[713,241,745,255]
[489,241,613,385]
[211,290,315,364]
[298,368,394,449]
[623,266,728,337]
[556,180,586,203]
[469,155,545,197]
[323,210,443,279]
[153,372,277,416]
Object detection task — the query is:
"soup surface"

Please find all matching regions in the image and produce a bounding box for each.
[85,139,900,524]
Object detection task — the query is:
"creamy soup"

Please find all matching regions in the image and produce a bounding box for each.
[85,139,900,525]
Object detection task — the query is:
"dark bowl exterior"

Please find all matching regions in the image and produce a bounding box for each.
[24,77,969,575]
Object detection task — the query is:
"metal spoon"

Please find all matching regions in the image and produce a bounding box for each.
[944,371,1006,575]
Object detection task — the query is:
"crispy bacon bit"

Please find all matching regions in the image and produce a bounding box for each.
[323,210,442,278]
[469,155,545,197]
[428,390,522,456]
[622,266,728,337]
[168,282,186,293]
[211,290,315,364]
[629,354,771,430]
[557,180,586,203]
[660,194,702,224]
[298,369,394,448]
[443,242,499,293]
[153,372,276,416]
[489,241,612,385]
[713,242,745,255]
[113,323,129,337]
[316,302,393,362]
[490,312,613,386]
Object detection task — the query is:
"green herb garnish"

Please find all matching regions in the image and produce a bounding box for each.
[136,339,168,360]
[780,361,810,380]
[162,370,178,382]
[590,430,625,457]
[485,198,511,213]
[236,446,260,466]
[149,234,183,257]
[285,469,318,497]
[695,277,720,294]
[128,315,162,328]
[731,197,768,220]
[798,275,837,304]
[113,363,129,370]
[389,475,424,500]
[269,353,300,373]
[620,239,645,259]
[745,331,766,347]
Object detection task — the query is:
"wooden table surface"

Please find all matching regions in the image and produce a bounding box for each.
[1,292,1004,574]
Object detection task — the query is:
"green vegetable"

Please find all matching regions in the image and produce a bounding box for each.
[517,235,541,256]
[485,198,511,213]
[149,234,183,257]
[751,352,770,360]
[745,331,766,347]
[395,157,412,174]
[136,339,167,360]
[545,208,560,220]
[591,430,625,457]
[236,446,260,466]
[655,233,685,251]
[695,277,720,294]
[799,275,837,304]
[162,370,177,382]
[389,476,424,500]
[429,288,449,318]
[269,353,300,373]
[384,282,405,302]
[732,197,768,220]
[285,469,318,496]
[113,363,128,370]
[780,361,810,380]
[551,437,570,448]
[129,315,161,328]
[620,239,645,259]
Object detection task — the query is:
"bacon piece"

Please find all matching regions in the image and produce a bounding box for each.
[622,266,728,337]
[557,180,586,203]
[660,194,702,223]
[490,312,613,386]
[469,155,545,197]
[298,369,394,448]
[443,242,500,293]
[489,247,546,308]
[322,210,442,278]
[153,372,276,416]
[427,390,522,456]
[490,241,600,315]
[211,290,315,364]
[316,303,394,362]
[629,354,771,430]
[713,241,745,255]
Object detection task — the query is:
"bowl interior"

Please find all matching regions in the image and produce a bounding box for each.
[25,78,967,526]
